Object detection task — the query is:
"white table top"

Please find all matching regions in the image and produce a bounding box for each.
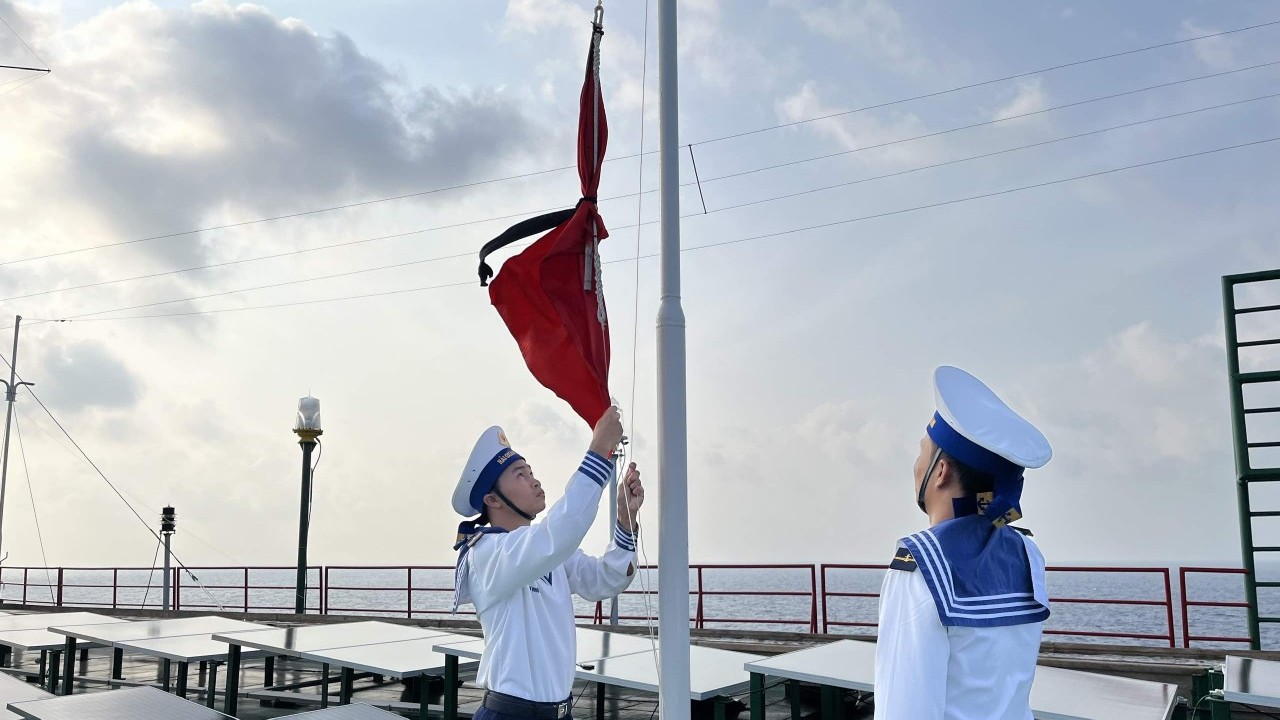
[0,624,128,652]
[574,629,656,662]
[213,621,445,654]
[0,613,120,634]
[1224,655,1280,709]
[578,646,763,701]
[52,616,264,644]
[1030,665,1179,720]
[296,633,479,678]
[112,634,269,663]
[431,628,654,664]
[432,637,484,660]
[743,639,1178,720]
[743,639,875,691]
[7,685,233,719]
[0,672,53,719]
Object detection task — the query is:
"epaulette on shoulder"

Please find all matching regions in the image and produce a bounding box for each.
[1007,525,1034,537]
[889,546,917,572]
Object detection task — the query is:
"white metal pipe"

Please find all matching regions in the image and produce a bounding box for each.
[656,0,690,717]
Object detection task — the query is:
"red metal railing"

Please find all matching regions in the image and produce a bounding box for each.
[174,566,322,614]
[1041,566,1176,647]
[0,562,1246,646]
[819,564,882,633]
[821,564,1179,647]
[322,566,475,619]
[1179,566,1252,647]
[575,564,818,632]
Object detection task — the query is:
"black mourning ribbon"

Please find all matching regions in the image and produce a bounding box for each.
[478,197,597,286]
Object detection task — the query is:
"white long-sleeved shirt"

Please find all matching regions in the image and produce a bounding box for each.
[455,450,636,702]
[873,533,1047,720]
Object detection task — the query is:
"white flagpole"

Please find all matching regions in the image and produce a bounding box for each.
[656,0,690,718]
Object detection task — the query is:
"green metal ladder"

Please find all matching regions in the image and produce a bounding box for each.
[1222,269,1280,650]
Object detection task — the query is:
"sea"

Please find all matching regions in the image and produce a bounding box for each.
[3,563,1276,650]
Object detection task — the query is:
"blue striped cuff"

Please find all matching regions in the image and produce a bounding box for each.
[614,520,637,552]
[579,451,612,487]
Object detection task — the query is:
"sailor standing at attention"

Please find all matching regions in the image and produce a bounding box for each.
[453,406,642,720]
[874,366,1052,720]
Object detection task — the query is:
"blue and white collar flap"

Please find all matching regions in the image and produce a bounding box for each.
[899,514,1050,628]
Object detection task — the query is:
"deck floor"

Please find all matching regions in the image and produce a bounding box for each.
[2,647,867,719]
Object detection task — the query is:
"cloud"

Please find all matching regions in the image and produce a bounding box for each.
[992,78,1049,122]
[679,0,782,92]
[501,0,580,36]
[772,0,923,72]
[32,339,141,413]
[1181,20,1237,70]
[775,80,937,168]
[5,0,542,269]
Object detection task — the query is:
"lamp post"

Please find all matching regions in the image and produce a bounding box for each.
[293,396,322,615]
[160,506,176,611]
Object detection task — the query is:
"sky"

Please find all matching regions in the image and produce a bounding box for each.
[0,0,1277,574]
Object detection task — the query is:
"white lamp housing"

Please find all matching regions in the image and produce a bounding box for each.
[295,396,322,432]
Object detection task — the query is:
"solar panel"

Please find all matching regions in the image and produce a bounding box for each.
[1030,665,1179,720]
[1224,655,1280,709]
[743,639,876,691]
[52,616,265,644]
[0,672,53,720]
[213,620,442,654]
[7,685,233,720]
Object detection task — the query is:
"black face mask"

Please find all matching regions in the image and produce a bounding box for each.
[916,447,943,514]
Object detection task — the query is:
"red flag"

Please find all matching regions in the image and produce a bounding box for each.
[479,17,610,427]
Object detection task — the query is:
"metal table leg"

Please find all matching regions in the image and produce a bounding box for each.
[596,681,605,720]
[419,673,431,720]
[177,661,189,698]
[111,648,124,681]
[206,661,219,709]
[264,655,274,688]
[714,697,733,720]
[820,685,843,720]
[225,645,241,717]
[749,672,765,720]
[60,638,76,695]
[340,667,354,704]
[786,680,801,720]
[162,659,172,693]
[321,663,330,708]
[1207,697,1233,719]
[444,654,458,720]
[47,650,61,693]
[37,651,46,686]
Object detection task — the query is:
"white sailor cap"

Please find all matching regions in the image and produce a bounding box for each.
[926,366,1051,524]
[453,426,524,517]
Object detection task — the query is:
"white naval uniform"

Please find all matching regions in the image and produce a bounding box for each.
[455,450,637,702]
[874,521,1049,720]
